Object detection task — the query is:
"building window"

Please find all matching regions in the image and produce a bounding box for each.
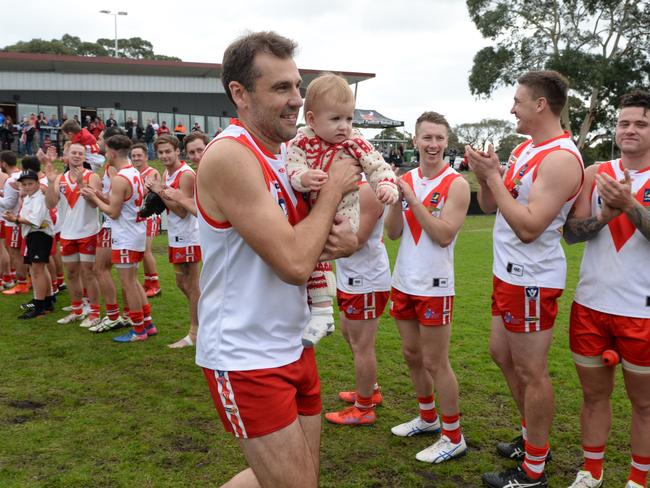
[190,115,205,132]
[17,104,38,122]
[207,116,219,136]
[125,110,139,126]
[141,112,158,126]
[62,106,81,123]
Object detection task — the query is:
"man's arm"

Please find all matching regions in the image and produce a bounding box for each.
[563,165,618,244]
[82,174,103,209]
[162,171,192,218]
[355,183,384,249]
[401,177,470,247]
[470,144,583,243]
[161,187,197,217]
[0,180,19,212]
[597,170,650,241]
[81,176,127,220]
[466,145,498,214]
[197,139,359,285]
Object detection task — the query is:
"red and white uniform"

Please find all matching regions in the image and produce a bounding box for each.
[1,170,23,248]
[195,121,309,372]
[164,162,200,263]
[392,166,461,297]
[71,128,104,171]
[575,160,650,317]
[57,170,100,240]
[493,132,583,288]
[140,166,161,237]
[110,165,146,254]
[336,182,391,320]
[96,163,113,248]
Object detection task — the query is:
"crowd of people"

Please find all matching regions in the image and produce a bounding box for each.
[2,29,649,488]
[0,119,210,348]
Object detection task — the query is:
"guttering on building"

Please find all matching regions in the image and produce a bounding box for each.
[0,52,375,133]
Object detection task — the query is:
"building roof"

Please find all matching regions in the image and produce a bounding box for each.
[0,52,375,86]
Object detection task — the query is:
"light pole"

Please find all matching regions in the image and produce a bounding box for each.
[99,10,128,56]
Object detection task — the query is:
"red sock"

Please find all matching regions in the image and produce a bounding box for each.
[82,288,88,299]
[71,300,83,316]
[89,303,100,320]
[17,278,27,285]
[417,395,438,423]
[142,303,152,327]
[106,303,120,321]
[51,280,58,292]
[143,274,151,287]
[522,441,549,480]
[10,269,16,280]
[629,454,650,487]
[56,275,64,287]
[129,311,144,334]
[150,274,159,288]
[123,307,130,317]
[441,413,462,444]
[354,393,373,410]
[583,445,605,480]
[3,274,12,284]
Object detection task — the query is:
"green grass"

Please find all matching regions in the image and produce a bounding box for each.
[0,216,635,487]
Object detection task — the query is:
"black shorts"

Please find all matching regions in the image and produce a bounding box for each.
[24,232,53,264]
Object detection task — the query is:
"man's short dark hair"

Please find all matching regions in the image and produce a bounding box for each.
[183,131,209,147]
[517,70,569,116]
[0,150,17,167]
[620,90,650,115]
[103,126,125,139]
[154,134,180,151]
[61,119,81,134]
[221,31,297,105]
[131,143,148,155]
[415,111,450,134]
[21,156,41,173]
[105,134,133,157]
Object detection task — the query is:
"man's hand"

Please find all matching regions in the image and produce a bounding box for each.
[325,156,361,196]
[598,202,622,224]
[300,169,328,191]
[320,215,358,261]
[161,186,183,202]
[69,166,83,186]
[3,211,16,223]
[465,143,501,182]
[80,186,98,203]
[397,178,417,207]
[596,170,634,212]
[146,177,164,195]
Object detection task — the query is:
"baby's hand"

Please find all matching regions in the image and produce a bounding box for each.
[376,185,399,205]
[301,169,328,191]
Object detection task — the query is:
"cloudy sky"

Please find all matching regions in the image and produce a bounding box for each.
[4,0,516,134]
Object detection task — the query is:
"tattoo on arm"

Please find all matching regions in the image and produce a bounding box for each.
[627,203,650,241]
[563,216,606,244]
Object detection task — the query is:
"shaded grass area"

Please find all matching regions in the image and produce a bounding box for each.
[0,217,634,487]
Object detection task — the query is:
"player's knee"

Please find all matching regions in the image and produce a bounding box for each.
[629,391,650,417]
[489,343,510,369]
[402,346,422,367]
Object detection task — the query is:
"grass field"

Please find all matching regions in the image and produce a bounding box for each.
[0,215,636,487]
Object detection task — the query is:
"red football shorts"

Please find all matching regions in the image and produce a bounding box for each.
[4,224,22,249]
[203,348,322,439]
[96,228,112,249]
[390,287,453,326]
[570,301,650,370]
[146,216,160,237]
[337,290,390,320]
[60,234,98,257]
[168,245,201,264]
[491,276,563,333]
[111,249,144,265]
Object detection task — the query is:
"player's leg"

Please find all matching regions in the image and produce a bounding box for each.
[623,369,650,488]
[58,257,86,324]
[169,260,200,348]
[489,316,525,416]
[113,263,147,342]
[79,255,101,327]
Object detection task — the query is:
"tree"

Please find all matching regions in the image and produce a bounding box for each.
[372,127,414,149]
[497,133,528,161]
[2,35,180,61]
[466,0,650,149]
[454,118,515,153]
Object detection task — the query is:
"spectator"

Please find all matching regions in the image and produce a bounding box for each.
[191,122,202,132]
[391,148,403,167]
[0,108,5,126]
[105,113,117,128]
[0,117,14,150]
[61,113,68,124]
[89,116,105,140]
[144,120,156,160]
[37,112,49,148]
[174,122,187,135]
[82,115,92,128]
[125,118,143,141]
[19,117,36,156]
[157,121,170,136]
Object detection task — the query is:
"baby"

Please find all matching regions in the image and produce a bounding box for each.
[286,73,399,347]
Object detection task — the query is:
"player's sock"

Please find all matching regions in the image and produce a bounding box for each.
[82,288,88,299]
[150,274,159,289]
[629,454,650,487]
[51,279,58,293]
[88,303,100,320]
[123,306,130,317]
[142,303,152,327]
[441,413,462,444]
[143,273,151,288]
[10,269,16,281]
[71,300,83,316]
[106,303,120,321]
[2,274,11,285]
[583,445,605,480]
[522,441,549,480]
[417,395,438,423]
[129,310,145,334]
[354,393,373,410]
[56,275,65,288]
